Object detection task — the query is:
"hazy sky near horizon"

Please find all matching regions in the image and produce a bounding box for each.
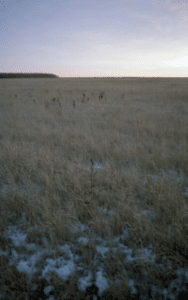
[1,0,188,78]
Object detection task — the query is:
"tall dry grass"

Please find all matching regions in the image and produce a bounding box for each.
[0,77,188,299]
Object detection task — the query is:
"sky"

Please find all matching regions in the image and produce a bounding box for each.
[0,0,188,78]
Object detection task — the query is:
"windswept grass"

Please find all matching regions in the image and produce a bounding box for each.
[0,78,188,299]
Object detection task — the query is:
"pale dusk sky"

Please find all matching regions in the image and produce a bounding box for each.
[1,0,188,77]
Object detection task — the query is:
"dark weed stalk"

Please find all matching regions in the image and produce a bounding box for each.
[84,158,94,208]
[73,100,76,109]
[90,158,94,205]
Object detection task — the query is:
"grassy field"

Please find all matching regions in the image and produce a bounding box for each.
[0,77,188,300]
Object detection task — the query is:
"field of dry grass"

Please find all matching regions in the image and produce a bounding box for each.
[0,77,188,299]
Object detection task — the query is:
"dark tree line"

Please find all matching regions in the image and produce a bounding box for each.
[0,73,59,79]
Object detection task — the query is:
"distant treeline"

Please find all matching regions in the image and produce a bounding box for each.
[0,73,59,79]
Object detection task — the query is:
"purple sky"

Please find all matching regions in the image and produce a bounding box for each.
[1,0,188,77]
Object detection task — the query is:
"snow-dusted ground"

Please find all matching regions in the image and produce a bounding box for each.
[0,158,188,300]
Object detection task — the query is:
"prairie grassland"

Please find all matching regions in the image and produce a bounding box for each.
[0,78,188,300]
